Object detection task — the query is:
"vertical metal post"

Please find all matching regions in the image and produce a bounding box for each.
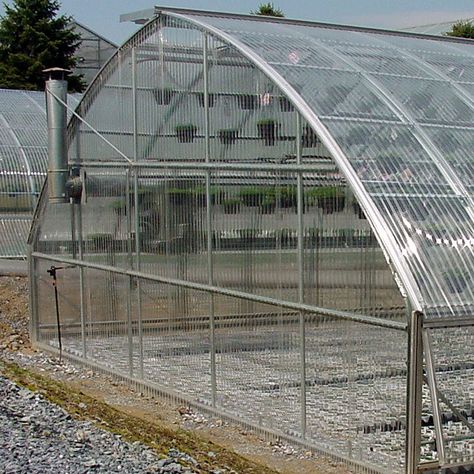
[27,245,39,344]
[126,169,133,377]
[76,203,87,358]
[204,33,217,407]
[132,46,144,379]
[423,329,445,464]
[296,113,306,438]
[406,309,423,474]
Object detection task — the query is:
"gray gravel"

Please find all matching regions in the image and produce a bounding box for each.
[0,374,196,474]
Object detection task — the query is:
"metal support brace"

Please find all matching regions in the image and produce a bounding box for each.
[423,329,445,464]
[406,310,423,474]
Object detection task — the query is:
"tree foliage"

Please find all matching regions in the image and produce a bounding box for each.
[445,19,474,39]
[251,2,284,18]
[0,0,84,91]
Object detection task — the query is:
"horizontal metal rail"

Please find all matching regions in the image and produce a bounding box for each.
[75,160,336,173]
[32,251,407,331]
[424,317,474,328]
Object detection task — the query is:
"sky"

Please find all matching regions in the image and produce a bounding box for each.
[0,0,474,44]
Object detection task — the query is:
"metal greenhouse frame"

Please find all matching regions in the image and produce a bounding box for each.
[29,8,474,473]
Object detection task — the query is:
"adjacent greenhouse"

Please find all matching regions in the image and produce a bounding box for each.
[29,8,474,473]
[0,89,80,257]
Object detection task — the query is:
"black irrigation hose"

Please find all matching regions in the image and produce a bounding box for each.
[47,266,62,363]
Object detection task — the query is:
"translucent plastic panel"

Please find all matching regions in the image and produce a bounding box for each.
[211,171,299,304]
[35,259,82,350]
[425,125,474,190]
[0,90,80,257]
[428,327,474,465]
[384,36,474,84]
[325,119,474,318]
[304,317,407,472]
[377,76,474,125]
[321,41,431,79]
[0,216,30,257]
[134,168,208,285]
[79,168,131,269]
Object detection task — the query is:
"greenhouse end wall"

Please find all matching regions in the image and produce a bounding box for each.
[30,9,474,474]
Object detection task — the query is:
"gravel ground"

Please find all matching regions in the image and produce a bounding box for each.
[0,374,197,474]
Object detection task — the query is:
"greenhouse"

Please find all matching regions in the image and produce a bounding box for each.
[29,7,474,474]
[0,89,80,258]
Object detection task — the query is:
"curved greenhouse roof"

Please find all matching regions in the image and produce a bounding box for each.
[70,9,474,321]
[0,89,80,257]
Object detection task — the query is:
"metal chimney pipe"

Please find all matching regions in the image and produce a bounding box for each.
[44,68,69,204]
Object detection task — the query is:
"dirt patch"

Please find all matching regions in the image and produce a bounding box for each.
[0,276,30,351]
[0,275,351,474]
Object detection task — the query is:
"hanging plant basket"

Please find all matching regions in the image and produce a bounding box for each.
[197,92,215,108]
[257,119,279,146]
[279,96,294,112]
[218,129,239,145]
[302,126,319,147]
[153,88,175,105]
[176,124,197,143]
[238,94,259,110]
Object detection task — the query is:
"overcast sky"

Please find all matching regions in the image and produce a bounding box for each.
[1,0,473,44]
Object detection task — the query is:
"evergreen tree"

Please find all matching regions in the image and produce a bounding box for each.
[446,19,474,39]
[251,2,284,18]
[0,0,84,91]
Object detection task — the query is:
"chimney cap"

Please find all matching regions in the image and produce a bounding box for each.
[43,67,71,80]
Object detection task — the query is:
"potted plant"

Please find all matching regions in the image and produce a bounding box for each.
[175,124,198,143]
[239,187,264,207]
[218,128,239,145]
[301,126,319,147]
[260,196,276,214]
[153,87,175,105]
[167,187,191,206]
[222,197,241,214]
[278,186,297,208]
[197,92,215,108]
[307,187,345,214]
[110,198,127,216]
[238,94,259,110]
[279,96,294,112]
[192,186,223,206]
[257,119,279,146]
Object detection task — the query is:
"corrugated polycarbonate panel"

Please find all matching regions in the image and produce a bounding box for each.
[173,13,474,320]
[0,89,81,258]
